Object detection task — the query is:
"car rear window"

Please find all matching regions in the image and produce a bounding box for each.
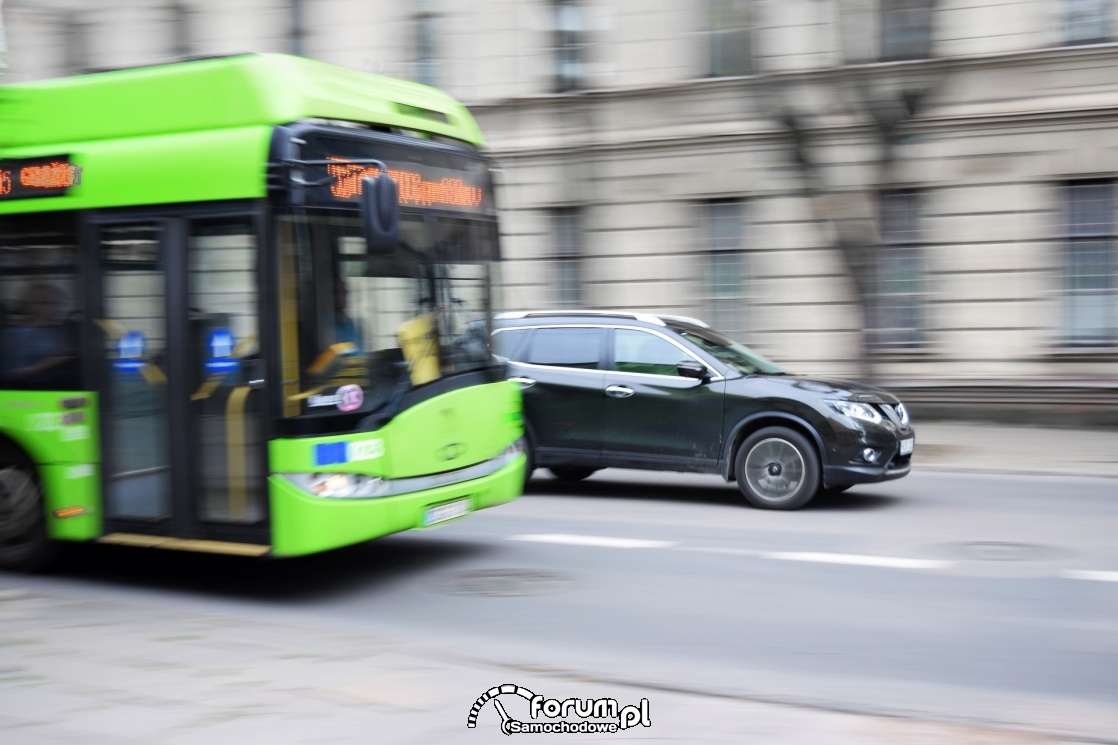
[523,327,602,369]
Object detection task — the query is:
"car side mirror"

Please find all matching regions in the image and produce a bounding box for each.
[676,360,710,380]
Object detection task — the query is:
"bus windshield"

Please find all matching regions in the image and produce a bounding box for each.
[280,211,498,422]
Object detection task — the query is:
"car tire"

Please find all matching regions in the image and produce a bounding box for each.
[734,426,820,510]
[0,463,59,572]
[548,466,598,482]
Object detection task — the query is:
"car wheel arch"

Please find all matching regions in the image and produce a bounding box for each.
[722,412,827,482]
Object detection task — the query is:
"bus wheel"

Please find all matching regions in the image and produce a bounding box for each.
[522,433,536,489]
[0,465,57,571]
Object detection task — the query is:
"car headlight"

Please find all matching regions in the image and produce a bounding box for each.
[283,472,388,499]
[826,399,882,424]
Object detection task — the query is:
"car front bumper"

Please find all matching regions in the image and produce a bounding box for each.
[823,420,914,488]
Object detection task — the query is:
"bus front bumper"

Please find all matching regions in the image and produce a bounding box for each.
[268,454,525,557]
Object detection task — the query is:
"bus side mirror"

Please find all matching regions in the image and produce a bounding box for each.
[360,173,399,255]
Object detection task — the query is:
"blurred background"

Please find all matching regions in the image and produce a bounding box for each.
[3,0,1117,424]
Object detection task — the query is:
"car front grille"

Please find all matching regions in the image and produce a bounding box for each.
[876,403,909,427]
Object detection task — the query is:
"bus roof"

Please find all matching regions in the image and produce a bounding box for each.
[0,54,485,213]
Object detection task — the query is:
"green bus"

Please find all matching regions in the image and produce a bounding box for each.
[0,53,525,569]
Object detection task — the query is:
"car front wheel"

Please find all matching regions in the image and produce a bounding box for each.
[734,427,820,510]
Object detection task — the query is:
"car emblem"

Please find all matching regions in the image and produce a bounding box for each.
[438,442,465,461]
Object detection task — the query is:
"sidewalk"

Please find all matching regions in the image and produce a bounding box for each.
[910,420,1118,478]
[0,588,1110,745]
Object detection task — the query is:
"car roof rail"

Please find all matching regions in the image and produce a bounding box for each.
[656,314,710,328]
[496,310,668,326]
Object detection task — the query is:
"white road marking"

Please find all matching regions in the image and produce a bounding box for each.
[758,551,953,570]
[1062,570,1118,583]
[679,547,765,557]
[508,534,677,549]
[504,535,1118,582]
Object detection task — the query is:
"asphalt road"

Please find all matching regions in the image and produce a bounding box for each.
[3,469,1117,738]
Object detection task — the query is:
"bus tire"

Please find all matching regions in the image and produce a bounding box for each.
[522,432,536,489]
[0,463,59,572]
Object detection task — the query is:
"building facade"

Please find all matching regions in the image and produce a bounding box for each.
[4,0,1118,394]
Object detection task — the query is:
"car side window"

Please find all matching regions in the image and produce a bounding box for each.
[613,329,691,377]
[523,327,601,369]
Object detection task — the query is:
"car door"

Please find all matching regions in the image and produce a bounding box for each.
[600,327,725,470]
[504,326,605,466]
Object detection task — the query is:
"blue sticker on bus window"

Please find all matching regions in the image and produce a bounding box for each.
[208,328,235,357]
[205,328,241,374]
[112,331,146,373]
[314,442,348,467]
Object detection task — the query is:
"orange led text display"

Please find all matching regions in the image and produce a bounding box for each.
[0,156,82,200]
[326,157,483,210]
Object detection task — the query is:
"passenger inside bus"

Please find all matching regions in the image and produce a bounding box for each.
[333,278,363,351]
[0,283,79,389]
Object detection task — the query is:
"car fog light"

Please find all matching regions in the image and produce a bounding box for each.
[862,448,880,463]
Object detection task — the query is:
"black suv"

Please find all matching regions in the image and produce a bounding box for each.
[493,311,914,510]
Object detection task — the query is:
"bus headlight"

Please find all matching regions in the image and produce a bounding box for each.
[284,472,387,499]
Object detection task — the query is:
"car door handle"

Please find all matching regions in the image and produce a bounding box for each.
[605,384,634,399]
[508,376,536,389]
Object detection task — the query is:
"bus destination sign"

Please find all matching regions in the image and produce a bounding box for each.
[326,156,485,213]
[0,155,83,200]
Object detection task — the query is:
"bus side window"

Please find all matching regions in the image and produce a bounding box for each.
[1,282,80,390]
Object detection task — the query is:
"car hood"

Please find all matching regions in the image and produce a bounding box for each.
[727,373,903,405]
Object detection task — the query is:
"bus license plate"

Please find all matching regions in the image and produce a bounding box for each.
[899,438,914,456]
[423,499,471,526]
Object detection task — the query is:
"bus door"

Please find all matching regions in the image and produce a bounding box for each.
[92,214,267,543]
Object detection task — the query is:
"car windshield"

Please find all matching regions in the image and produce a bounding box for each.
[677,328,785,375]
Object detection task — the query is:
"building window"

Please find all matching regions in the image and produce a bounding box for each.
[415,1,439,87]
[1067,0,1111,44]
[875,191,925,348]
[880,0,934,61]
[709,0,751,77]
[553,0,584,92]
[552,208,583,307]
[170,2,191,59]
[700,201,748,341]
[63,13,92,74]
[1065,181,1116,345]
[290,0,306,56]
